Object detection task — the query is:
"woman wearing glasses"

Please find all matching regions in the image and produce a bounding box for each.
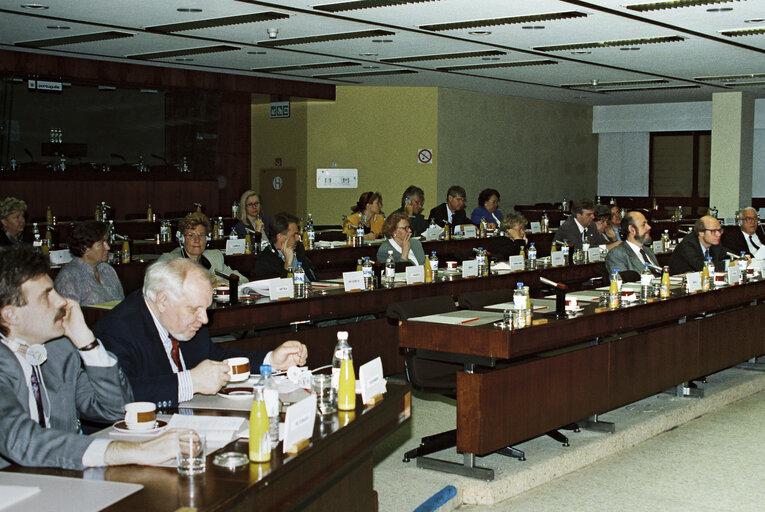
[54,221,125,305]
[470,188,503,229]
[159,212,248,285]
[234,190,271,242]
[376,212,425,265]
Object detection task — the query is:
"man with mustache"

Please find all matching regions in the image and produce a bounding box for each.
[605,210,660,275]
[0,244,178,469]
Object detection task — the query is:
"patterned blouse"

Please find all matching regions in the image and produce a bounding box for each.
[54,257,125,306]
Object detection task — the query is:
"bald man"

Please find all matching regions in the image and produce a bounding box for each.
[669,215,731,274]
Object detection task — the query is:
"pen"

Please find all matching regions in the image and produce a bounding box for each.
[460,317,480,324]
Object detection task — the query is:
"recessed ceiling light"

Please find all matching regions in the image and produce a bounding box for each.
[620,47,640,51]
[521,25,545,30]
[358,52,378,57]
[177,8,203,12]
[362,65,380,69]
[745,18,765,23]
[468,30,492,36]
[20,3,48,9]
[46,25,70,30]
[175,58,194,61]
[372,39,393,43]
[248,51,267,55]
[707,7,733,12]
[574,96,587,99]
[481,57,500,61]
[571,50,591,55]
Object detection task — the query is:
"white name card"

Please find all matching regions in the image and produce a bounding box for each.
[551,251,566,267]
[652,241,664,254]
[343,271,365,292]
[425,226,442,241]
[727,265,741,284]
[406,265,425,284]
[508,255,525,272]
[588,247,602,262]
[530,221,541,234]
[283,393,317,453]
[49,249,72,265]
[463,225,477,238]
[462,260,478,278]
[686,272,702,293]
[269,278,294,300]
[359,357,387,405]
[225,239,246,255]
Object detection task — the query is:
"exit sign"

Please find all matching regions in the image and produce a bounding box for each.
[270,101,290,118]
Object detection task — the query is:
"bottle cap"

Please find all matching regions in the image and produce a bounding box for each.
[259,364,272,376]
[337,331,349,341]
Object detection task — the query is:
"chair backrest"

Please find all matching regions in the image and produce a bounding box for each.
[619,270,641,283]
[458,289,515,310]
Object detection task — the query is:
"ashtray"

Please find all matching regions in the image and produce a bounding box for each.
[212,451,249,470]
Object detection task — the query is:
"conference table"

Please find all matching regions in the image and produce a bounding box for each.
[3,384,411,512]
[398,278,765,480]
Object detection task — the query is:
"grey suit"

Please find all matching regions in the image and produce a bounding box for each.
[376,238,426,265]
[553,216,601,250]
[0,338,132,470]
[605,242,659,275]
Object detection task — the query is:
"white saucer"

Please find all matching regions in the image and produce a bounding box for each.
[218,386,255,400]
[112,419,168,434]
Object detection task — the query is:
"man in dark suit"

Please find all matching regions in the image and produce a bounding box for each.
[605,210,660,275]
[427,185,472,229]
[552,199,601,250]
[0,245,178,470]
[95,258,307,408]
[391,185,428,236]
[253,212,318,281]
[721,207,765,258]
[669,216,730,274]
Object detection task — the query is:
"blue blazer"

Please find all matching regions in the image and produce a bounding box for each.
[94,290,267,407]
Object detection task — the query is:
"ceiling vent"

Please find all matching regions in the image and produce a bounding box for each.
[625,0,740,12]
[534,35,685,52]
[419,11,587,32]
[147,12,289,33]
[128,45,240,60]
[436,59,557,71]
[694,72,765,81]
[719,27,765,37]
[381,50,505,64]
[258,29,395,47]
[313,0,439,13]
[16,31,133,48]
[313,69,417,79]
[562,79,669,88]
[253,61,362,72]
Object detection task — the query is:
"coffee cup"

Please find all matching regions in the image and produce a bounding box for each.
[446,261,458,270]
[226,357,250,382]
[213,285,230,302]
[124,402,156,430]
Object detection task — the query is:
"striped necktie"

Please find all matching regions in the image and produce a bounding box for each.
[169,336,182,371]
[30,370,46,427]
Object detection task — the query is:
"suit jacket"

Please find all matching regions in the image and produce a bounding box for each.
[552,216,601,250]
[669,234,730,274]
[605,241,659,275]
[94,291,267,407]
[0,338,131,469]
[376,238,426,265]
[253,243,318,281]
[721,227,765,258]
[427,203,471,228]
[234,215,271,241]
[391,207,428,237]
[487,236,526,260]
[159,247,248,283]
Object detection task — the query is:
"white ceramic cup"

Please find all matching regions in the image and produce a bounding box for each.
[124,401,156,430]
[226,357,250,382]
[213,285,230,302]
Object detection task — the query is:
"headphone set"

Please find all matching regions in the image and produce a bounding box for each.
[176,230,211,246]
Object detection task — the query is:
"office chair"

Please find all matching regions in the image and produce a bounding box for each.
[619,270,641,283]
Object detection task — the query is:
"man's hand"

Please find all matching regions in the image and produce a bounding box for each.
[61,298,96,349]
[281,238,295,269]
[104,429,181,465]
[271,340,308,370]
[404,203,415,216]
[189,359,230,395]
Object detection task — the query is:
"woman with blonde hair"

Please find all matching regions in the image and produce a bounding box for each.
[234,190,270,242]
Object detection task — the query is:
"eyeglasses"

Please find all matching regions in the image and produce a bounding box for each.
[742,217,758,222]
[246,202,261,208]
[184,232,207,240]
[702,228,724,235]
[396,225,412,231]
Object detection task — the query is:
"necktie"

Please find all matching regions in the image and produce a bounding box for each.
[750,235,760,251]
[640,249,650,264]
[169,336,182,371]
[704,248,710,259]
[30,370,46,428]
[582,231,586,243]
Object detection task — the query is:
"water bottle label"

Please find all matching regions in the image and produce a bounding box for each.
[513,296,526,309]
[294,274,305,283]
[362,267,372,278]
[477,255,485,265]
[308,231,315,240]
[430,261,438,271]
[385,267,395,278]
[641,274,652,286]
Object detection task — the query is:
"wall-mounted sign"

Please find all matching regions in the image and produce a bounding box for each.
[317,168,358,189]
[270,101,290,118]
[273,176,283,190]
[28,80,63,92]
[418,149,433,164]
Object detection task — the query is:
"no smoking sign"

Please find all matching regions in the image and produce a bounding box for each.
[417,148,433,164]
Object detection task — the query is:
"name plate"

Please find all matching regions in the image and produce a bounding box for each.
[588,247,602,262]
[463,225,477,238]
[343,271,365,292]
[529,221,541,234]
[551,251,565,267]
[283,393,317,454]
[49,249,72,265]
[425,226,442,241]
[269,278,294,300]
[686,272,702,293]
[225,239,246,255]
[359,357,386,405]
[727,265,741,284]
[406,265,425,284]
[462,260,478,278]
[508,255,525,272]
[652,241,664,254]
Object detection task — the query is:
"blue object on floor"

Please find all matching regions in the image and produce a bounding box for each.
[413,485,457,512]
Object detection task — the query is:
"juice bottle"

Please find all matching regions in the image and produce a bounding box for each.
[337,335,356,411]
[660,266,671,298]
[249,387,271,463]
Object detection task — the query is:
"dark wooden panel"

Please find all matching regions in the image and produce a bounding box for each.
[457,344,609,455]
[698,303,765,376]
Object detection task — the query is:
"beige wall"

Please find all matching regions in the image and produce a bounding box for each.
[251,86,597,225]
[437,88,597,213]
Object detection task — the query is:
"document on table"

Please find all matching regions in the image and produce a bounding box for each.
[167,414,246,451]
[409,310,504,326]
[483,299,556,312]
[546,290,602,302]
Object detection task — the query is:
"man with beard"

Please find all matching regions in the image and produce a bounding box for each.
[605,210,660,275]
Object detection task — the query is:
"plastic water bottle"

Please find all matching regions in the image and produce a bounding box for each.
[355,222,364,246]
[429,251,439,277]
[229,227,238,240]
[640,263,652,301]
[231,200,239,219]
[362,257,373,290]
[541,213,549,233]
[293,262,306,298]
[561,240,570,263]
[259,365,280,448]
[384,250,395,288]
[306,214,315,250]
[706,257,716,287]
[217,216,225,239]
[476,247,486,276]
[513,283,526,328]
[33,223,40,241]
[527,242,537,270]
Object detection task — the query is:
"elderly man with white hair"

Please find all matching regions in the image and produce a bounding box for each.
[721,206,765,259]
[94,259,307,408]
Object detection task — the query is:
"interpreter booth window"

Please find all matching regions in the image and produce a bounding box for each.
[649,131,711,197]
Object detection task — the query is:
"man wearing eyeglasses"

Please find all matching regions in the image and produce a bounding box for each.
[721,207,765,259]
[669,215,731,274]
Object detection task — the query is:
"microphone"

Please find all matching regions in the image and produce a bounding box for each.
[727,252,743,260]
[539,277,567,319]
[539,276,567,290]
[678,229,690,236]
[647,263,663,273]
[553,240,568,247]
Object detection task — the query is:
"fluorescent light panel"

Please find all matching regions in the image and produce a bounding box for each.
[534,35,685,52]
[420,11,587,32]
